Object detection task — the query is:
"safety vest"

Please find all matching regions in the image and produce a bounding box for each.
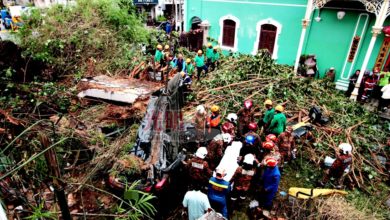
[208,114,221,128]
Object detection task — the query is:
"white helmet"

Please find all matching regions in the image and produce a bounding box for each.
[195,147,208,159]
[221,133,232,143]
[339,143,352,154]
[243,154,255,165]
[226,113,238,123]
[196,105,205,114]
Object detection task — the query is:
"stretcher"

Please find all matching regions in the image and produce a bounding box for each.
[214,141,242,181]
[288,187,347,199]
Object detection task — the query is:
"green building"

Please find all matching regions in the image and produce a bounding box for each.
[184,0,390,93]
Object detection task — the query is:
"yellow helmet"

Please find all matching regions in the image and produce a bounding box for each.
[210,105,220,113]
[186,58,191,63]
[164,45,170,50]
[207,43,212,47]
[180,71,186,77]
[197,50,203,54]
[264,99,273,106]
[275,105,284,112]
[157,44,162,50]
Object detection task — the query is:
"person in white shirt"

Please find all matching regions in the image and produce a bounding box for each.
[379,78,390,111]
[182,185,211,220]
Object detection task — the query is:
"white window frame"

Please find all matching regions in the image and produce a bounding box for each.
[252,18,282,60]
[219,14,240,52]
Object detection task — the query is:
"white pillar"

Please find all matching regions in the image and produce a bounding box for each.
[294,0,314,73]
[294,20,309,73]
[350,27,382,100]
[350,0,389,100]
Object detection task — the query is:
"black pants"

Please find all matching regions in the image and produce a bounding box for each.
[378,97,390,111]
[196,65,208,80]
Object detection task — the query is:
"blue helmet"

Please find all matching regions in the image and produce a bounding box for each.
[245,135,255,145]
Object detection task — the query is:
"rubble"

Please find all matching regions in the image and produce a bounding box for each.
[77,75,164,104]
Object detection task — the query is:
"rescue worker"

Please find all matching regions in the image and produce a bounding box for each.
[265,134,278,143]
[154,44,164,64]
[239,135,261,162]
[260,99,275,131]
[208,168,230,219]
[185,58,195,78]
[171,54,185,72]
[268,105,287,136]
[205,43,214,68]
[185,147,212,187]
[211,46,220,70]
[222,113,237,140]
[231,154,256,201]
[277,126,296,165]
[244,122,261,147]
[207,133,232,170]
[207,105,221,139]
[195,50,208,80]
[320,143,353,188]
[237,99,254,138]
[260,158,281,210]
[261,141,281,165]
[192,105,207,145]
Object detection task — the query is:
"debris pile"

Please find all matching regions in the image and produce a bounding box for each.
[190,50,389,218]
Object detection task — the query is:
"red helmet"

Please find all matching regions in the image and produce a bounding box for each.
[262,141,275,150]
[265,157,278,167]
[248,122,258,131]
[266,134,277,142]
[244,100,253,109]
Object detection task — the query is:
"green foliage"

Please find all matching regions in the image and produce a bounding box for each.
[115,181,156,220]
[25,202,57,220]
[17,0,149,78]
[156,15,167,22]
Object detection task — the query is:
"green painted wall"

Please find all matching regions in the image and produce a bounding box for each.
[186,0,390,82]
[186,0,306,65]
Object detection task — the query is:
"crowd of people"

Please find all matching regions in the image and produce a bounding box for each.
[182,99,288,219]
[346,68,390,111]
[178,99,354,220]
[154,43,220,83]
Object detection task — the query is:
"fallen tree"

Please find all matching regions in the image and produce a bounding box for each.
[192,50,389,218]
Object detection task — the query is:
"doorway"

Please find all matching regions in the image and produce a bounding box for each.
[258,24,277,55]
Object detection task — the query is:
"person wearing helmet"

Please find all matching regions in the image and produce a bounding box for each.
[185,58,195,78]
[194,50,208,80]
[265,134,277,143]
[320,143,353,188]
[261,141,281,165]
[211,46,220,70]
[260,99,275,131]
[237,99,254,138]
[231,154,256,201]
[206,43,214,68]
[221,113,237,139]
[206,133,232,170]
[171,53,185,72]
[208,168,230,219]
[185,147,212,187]
[277,126,296,165]
[260,158,281,210]
[244,122,261,149]
[193,105,207,145]
[239,135,261,161]
[207,105,221,131]
[154,44,164,64]
[268,105,287,136]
